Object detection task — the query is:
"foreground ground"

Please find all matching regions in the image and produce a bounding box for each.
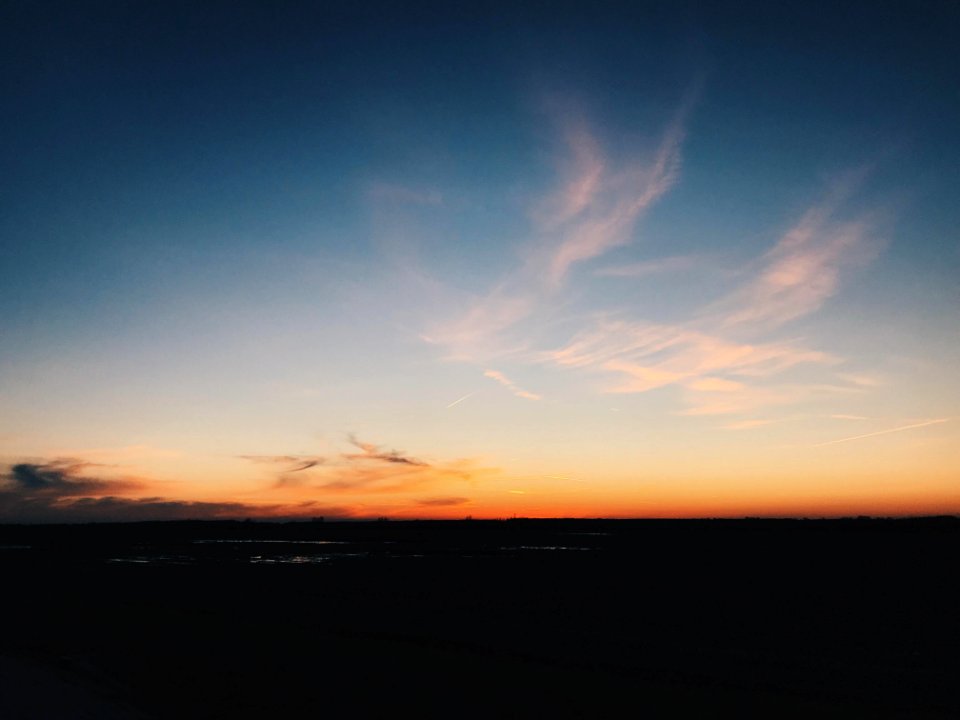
[0,518,957,718]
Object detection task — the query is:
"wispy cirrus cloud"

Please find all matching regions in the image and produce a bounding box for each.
[708,219,875,333]
[342,435,428,466]
[413,87,886,422]
[532,172,885,415]
[484,369,541,400]
[239,455,326,472]
[703,173,881,334]
[678,382,862,417]
[686,377,745,392]
[420,286,537,362]
[547,325,866,416]
[547,320,833,376]
[421,91,697,363]
[532,117,604,229]
[538,98,691,287]
[543,319,836,408]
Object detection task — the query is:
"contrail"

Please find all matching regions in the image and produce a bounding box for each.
[813,418,949,447]
[445,391,477,409]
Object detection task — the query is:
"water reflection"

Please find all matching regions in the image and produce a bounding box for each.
[97,537,595,565]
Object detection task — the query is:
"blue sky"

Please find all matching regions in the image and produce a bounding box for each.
[1,1,958,520]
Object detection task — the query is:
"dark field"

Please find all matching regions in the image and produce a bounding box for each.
[0,518,957,718]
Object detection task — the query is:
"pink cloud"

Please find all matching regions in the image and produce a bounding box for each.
[601,360,687,393]
[705,174,882,333]
[535,119,605,227]
[484,369,541,400]
[546,320,833,384]
[421,93,695,363]
[542,105,689,286]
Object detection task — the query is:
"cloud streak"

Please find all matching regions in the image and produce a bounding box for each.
[704,173,880,333]
[239,455,326,472]
[343,435,428,466]
[484,369,541,400]
[542,319,836,413]
[416,497,471,507]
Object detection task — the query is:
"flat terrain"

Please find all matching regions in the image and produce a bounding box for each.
[0,518,956,718]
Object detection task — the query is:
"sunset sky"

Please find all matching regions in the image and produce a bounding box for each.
[2,1,958,521]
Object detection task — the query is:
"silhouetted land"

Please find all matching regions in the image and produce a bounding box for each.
[0,517,957,718]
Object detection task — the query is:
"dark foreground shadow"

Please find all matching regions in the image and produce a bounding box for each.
[0,517,956,718]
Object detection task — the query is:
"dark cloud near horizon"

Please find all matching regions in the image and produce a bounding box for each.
[0,461,353,523]
[7,461,142,496]
[1,434,474,521]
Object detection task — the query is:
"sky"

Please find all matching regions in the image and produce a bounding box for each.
[1,0,958,521]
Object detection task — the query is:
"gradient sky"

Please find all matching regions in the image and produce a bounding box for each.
[2,1,958,521]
